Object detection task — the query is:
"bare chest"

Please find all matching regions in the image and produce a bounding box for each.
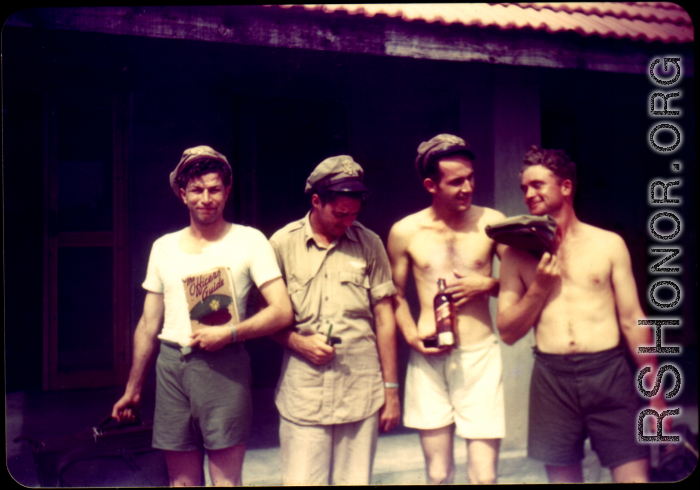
[523,242,613,293]
[408,228,494,281]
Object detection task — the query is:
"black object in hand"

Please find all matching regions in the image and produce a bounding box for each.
[422,336,438,348]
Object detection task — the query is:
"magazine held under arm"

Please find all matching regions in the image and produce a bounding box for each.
[182,267,239,332]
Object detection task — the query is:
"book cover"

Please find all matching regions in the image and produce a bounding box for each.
[182,267,239,332]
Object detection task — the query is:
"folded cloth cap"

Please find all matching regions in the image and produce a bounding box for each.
[415,134,476,179]
[169,145,231,197]
[305,155,368,194]
[485,215,557,255]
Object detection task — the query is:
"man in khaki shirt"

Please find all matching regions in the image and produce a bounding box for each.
[269,156,400,485]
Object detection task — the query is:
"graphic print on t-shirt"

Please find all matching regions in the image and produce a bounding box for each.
[182,266,240,332]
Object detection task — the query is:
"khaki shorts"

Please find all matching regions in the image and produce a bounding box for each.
[403,334,505,439]
[152,342,252,451]
[279,413,379,485]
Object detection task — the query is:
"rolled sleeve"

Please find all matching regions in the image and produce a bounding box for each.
[366,235,396,306]
[370,280,397,306]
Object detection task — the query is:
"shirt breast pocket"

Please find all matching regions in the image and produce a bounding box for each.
[287,275,314,325]
[339,271,371,317]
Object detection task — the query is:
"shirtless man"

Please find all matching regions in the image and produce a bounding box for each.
[497,146,666,483]
[388,134,507,484]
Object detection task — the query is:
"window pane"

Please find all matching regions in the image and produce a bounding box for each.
[57,247,114,372]
[57,103,113,232]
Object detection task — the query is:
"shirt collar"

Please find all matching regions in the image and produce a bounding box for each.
[302,211,359,246]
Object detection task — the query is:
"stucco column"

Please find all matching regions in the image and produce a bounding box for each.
[494,65,541,452]
[462,64,541,452]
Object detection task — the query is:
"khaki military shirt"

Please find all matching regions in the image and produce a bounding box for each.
[269,213,397,425]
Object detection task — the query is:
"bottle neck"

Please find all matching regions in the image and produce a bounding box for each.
[437,278,446,292]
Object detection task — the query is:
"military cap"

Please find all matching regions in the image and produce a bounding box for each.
[485,214,557,256]
[169,145,231,197]
[190,294,234,326]
[415,134,476,179]
[304,155,368,194]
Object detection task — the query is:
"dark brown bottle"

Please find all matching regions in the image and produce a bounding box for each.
[434,278,455,347]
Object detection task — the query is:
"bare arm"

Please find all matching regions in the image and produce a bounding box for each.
[190,277,293,351]
[495,243,508,261]
[374,297,400,432]
[112,292,164,422]
[267,289,335,366]
[446,272,499,306]
[610,237,668,424]
[270,326,336,365]
[497,249,558,345]
[445,220,508,305]
[387,222,449,355]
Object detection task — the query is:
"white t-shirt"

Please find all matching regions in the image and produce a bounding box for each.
[142,224,281,346]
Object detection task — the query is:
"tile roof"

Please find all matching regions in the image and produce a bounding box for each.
[273,3,693,43]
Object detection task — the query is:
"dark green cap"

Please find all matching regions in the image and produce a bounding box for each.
[305,155,368,194]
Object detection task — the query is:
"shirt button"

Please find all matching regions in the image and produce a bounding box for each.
[325,296,329,301]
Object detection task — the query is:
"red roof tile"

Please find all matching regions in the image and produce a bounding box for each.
[273,3,693,43]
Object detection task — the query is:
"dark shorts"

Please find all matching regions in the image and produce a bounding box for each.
[528,345,650,468]
[153,342,252,451]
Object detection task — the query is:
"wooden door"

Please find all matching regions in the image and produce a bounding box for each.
[43,90,130,390]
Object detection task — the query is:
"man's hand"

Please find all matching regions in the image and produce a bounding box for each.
[446,271,497,307]
[293,333,335,365]
[112,292,163,423]
[533,252,560,292]
[379,388,401,432]
[189,325,232,351]
[112,391,141,423]
[406,333,452,356]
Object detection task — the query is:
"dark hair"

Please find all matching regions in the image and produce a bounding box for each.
[176,158,232,190]
[422,158,442,183]
[422,151,473,183]
[314,188,369,206]
[521,146,578,195]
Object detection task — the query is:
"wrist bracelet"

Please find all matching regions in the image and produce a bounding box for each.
[229,324,237,343]
[384,382,399,389]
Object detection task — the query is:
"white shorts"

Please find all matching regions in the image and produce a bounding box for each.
[403,334,505,440]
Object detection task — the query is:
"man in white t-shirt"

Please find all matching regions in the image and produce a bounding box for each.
[112,146,293,486]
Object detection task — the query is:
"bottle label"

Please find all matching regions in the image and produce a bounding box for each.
[438,331,454,346]
[435,302,451,322]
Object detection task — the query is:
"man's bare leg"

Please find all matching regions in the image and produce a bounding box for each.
[466,438,500,484]
[545,463,584,483]
[610,458,649,483]
[208,444,247,486]
[419,425,455,484]
[164,449,204,486]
